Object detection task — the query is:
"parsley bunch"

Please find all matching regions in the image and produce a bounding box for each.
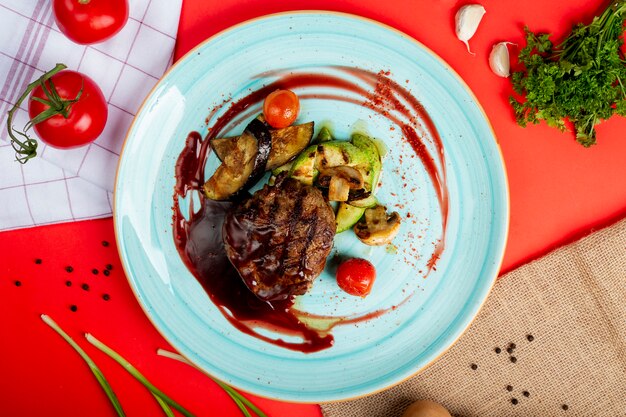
[510,0,626,146]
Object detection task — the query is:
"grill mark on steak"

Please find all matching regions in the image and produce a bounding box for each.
[299,211,318,275]
[223,175,335,301]
[276,193,304,278]
[268,186,280,224]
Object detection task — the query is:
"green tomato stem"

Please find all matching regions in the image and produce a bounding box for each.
[6,63,66,163]
[86,334,195,417]
[6,63,85,163]
[40,314,126,417]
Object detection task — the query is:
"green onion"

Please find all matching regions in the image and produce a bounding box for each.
[41,313,263,417]
[154,395,175,417]
[215,379,268,417]
[231,395,253,417]
[156,349,268,417]
[40,314,126,417]
[86,334,195,417]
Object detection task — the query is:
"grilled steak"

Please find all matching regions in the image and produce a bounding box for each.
[223,175,336,301]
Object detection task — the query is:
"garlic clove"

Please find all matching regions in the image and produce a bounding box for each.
[489,42,513,77]
[455,4,486,55]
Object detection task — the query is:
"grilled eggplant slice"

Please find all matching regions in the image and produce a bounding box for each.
[203,132,258,200]
[204,119,271,200]
[268,122,314,168]
[241,118,272,190]
[211,121,313,170]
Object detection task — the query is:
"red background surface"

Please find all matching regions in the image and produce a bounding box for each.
[2,1,626,416]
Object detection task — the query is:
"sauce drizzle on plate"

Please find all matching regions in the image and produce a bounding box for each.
[173,68,448,353]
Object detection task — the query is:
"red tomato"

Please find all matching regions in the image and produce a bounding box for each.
[336,258,376,297]
[263,89,300,128]
[53,0,129,45]
[28,70,108,149]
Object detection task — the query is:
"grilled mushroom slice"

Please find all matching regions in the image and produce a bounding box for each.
[318,166,364,202]
[354,205,401,246]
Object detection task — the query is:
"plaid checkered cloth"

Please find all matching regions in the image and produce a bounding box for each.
[0,0,181,230]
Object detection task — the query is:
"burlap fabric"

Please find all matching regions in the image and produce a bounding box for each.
[321,218,626,417]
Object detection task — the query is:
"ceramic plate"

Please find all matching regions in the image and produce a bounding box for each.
[114,12,508,402]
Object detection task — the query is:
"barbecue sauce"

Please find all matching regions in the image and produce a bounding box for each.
[173,68,448,353]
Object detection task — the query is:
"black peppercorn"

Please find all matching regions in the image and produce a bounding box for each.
[70,305,78,312]
[34,258,42,264]
[470,363,478,370]
[506,385,513,392]
[511,398,518,405]
[81,283,89,291]
[510,356,517,363]
[523,391,530,397]
[103,269,110,276]
[14,280,22,287]
[105,264,113,271]
[65,266,74,273]
[65,281,72,287]
[92,269,99,275]
[509,343,516,349]
[102,294,110,301]
[506,347,514,354]
[562,404,569,411]
[495,347,501,354]
[527,334,534,342]
[102,240,109,247]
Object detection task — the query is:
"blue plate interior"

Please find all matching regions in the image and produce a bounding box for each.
[114,12,508,402]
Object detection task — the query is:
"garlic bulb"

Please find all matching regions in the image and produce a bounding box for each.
[489,42,513,77]
[455,4,486,54]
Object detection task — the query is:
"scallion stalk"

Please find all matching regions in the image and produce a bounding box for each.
[86,334,195,417]
[40,314,126,417]
[154,395,175,417]
[156,349,268,417]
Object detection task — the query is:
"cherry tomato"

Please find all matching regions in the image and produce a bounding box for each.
[336,258,376,297]
[263,89,300,128]
[53,0,129,45]
[28,70,108,149]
